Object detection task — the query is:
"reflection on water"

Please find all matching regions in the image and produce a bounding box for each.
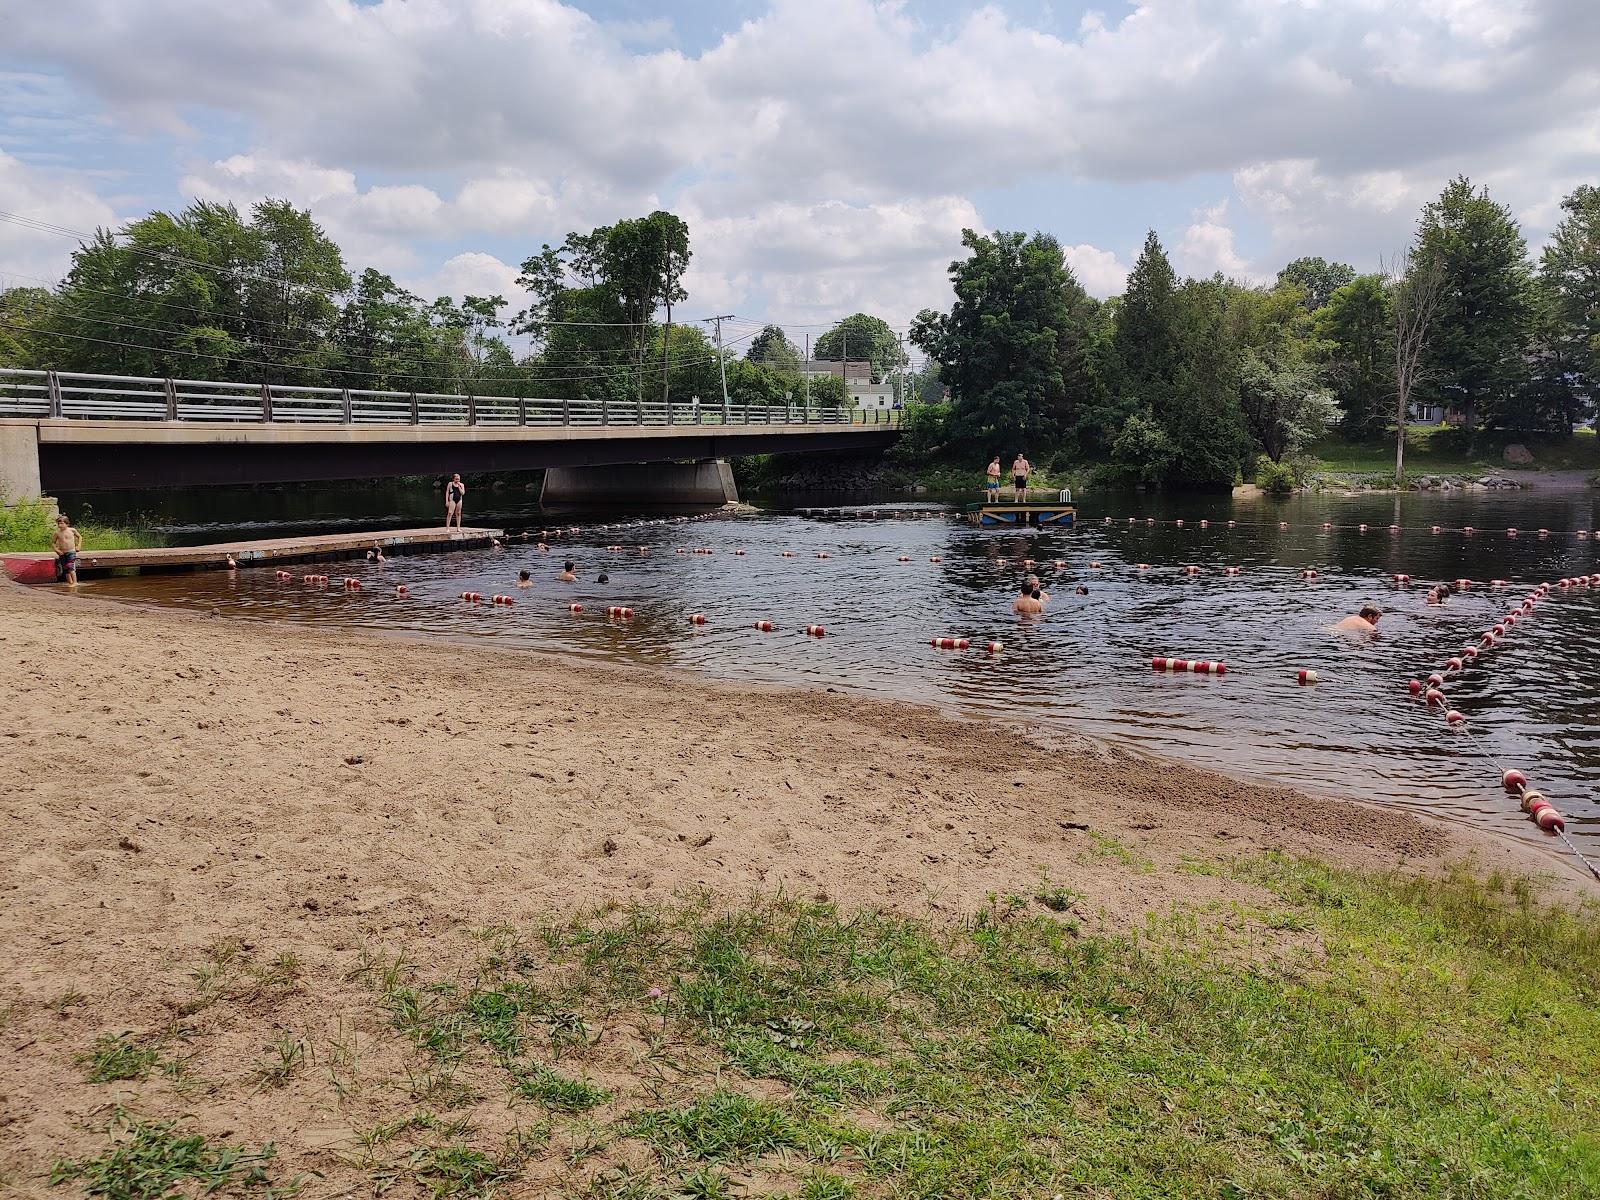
[77,487,1600,858]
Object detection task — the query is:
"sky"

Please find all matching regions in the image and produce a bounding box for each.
[1,0,1596,347]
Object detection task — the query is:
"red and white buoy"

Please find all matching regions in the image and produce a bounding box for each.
[1224,566,1240,575]
[606,605,633,619]
[1431,525,1442,534]
[687,612,707,625]
[1296,669,1319,685]
[815,552,830,559]
[1425,687,1446,707]
[1445,709,1465,725]
[930,636,969,650]
[985,640,1004,654]
[395,584,408,596]
[1300,568,1319,579]
[753,619,773,632]
[897,555,911,562]
[1392,573,1411,584]
[733,549,745,556]
[1407,679,1422,696]
[1502,768,1527,793]
[805,624,826,637]
[569,602,584,613]
[1227,520,1236,528]
[1447,657,1463,672]
[1358,523,1368,533]
[929,556,943,563]
[1185,565,1200,575]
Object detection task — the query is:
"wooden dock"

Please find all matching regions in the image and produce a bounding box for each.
[964,500,1076,528]
[2,526,505,583]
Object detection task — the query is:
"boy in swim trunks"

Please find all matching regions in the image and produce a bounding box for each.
[52,514,80,585]
[985,456,1001,498]
[517,570,532,588]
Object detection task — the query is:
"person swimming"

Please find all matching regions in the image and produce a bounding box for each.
[1013,583,1043,614]
[1334,604,1383,634]
[1025,574,1049,603]
[597,572,609,584]
[516,570,532,589]
[558,561,577,582]
[1074,585,1088,596]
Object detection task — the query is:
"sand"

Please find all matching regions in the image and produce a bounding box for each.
[0,578,1582,1186]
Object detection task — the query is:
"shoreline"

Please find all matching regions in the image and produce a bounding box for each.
[1,578,1591,1180]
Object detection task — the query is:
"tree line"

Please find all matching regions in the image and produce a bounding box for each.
[0,200,908,413]
[910,177,1599,488]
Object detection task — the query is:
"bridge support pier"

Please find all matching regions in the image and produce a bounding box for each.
[0,422,43,504]
[540,459,738,508]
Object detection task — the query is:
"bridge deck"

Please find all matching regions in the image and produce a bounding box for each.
[2,526,503,583]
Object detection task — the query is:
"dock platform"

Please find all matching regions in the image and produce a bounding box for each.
[2,526,505,584]
[964,500,1076,528]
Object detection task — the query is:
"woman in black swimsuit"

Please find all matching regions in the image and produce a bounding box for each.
[445,473,466,529]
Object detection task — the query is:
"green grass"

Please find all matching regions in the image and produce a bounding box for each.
[1307,425,1600,482]
[0,494,161,553]
[49,1111,298,1199]
[77,1034,163,1084]
[56,858,1600,1198]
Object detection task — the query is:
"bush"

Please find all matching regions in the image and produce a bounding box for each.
[0,493,159,553]
[1254,455,1297,495]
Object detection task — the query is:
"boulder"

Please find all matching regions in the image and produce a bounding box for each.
[1503,443,1534,465]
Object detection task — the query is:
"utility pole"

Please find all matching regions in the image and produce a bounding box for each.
[704,314,733,411]
[804,333,810,411]
[896,333,905,408]
[660,292,672,408]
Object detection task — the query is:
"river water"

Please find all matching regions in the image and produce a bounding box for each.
[66,484,1600,860]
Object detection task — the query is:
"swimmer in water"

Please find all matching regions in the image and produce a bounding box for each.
[516,569,532,589]
[1074,585,1088,596]
[1334,604,1383,635]
[1025,574,1049,603]
[558,561,577,582]
[597,572,609,584]
[1013,583,1044,615]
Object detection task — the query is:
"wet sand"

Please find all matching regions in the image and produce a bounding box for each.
[0,578,1584,1180]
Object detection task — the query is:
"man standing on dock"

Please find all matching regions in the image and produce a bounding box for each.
[445,474,467,530]
[986,456,1001,499]
[1011,452,1031,503]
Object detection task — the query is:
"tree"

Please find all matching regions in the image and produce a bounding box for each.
[1315,275,1393,439]
[0,286,53,368]
[1386,250,1445,482]
[1275,257,1356,312]
[1164,276,1250,486]
[1111,231,1183,420]
[815,313,903,381]
[746,324,800,371]
[1237,346,1335,462]
[911,229,1096,451]
[1538,184,1600,411]
[1415,177,1530,430]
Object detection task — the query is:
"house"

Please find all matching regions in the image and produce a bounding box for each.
[849,383,897,411]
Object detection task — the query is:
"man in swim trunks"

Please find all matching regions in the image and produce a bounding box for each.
[985,456,1001,499]
[1013,582,1043,614]
[1334,604,1383,635]
[558,561,577,582]
[52,514,80,585]
[1011,452,1030,502]
[444,473,466,529]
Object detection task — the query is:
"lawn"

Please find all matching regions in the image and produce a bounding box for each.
[1308,426,1600,481]
[40,856,1600,1199]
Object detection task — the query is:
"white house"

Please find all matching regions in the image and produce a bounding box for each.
[849,383,897,410]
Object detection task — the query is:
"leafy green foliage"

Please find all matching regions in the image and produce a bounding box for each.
[1316,274,1393,438]
[78,1034,162,1083]
[1274,256,1356,312]
[745,324,800,370]
[814,313,903,382]
[0,496,159,553]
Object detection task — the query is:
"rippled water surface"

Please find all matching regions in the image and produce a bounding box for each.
[77,488,1600,857]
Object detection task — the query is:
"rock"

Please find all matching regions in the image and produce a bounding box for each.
[1503,443,1534,465]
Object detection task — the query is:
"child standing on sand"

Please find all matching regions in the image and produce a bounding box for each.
[52,515,81,585]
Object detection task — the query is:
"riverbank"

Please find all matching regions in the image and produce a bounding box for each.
[3,581,1595,1194]
[0,495,161,554]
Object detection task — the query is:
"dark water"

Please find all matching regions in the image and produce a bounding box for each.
[72,485,1600,862]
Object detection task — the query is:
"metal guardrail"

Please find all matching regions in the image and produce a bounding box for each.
[0,368,904,428]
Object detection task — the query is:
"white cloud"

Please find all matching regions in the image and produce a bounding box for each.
[1062,243,1129,298]
[0,148,121,284]
[1175,200,1253,280]
[413,251,523,303]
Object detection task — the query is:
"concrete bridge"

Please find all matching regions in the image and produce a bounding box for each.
[0,369,900,505]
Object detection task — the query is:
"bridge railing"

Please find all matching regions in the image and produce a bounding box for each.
[0,368,904,428]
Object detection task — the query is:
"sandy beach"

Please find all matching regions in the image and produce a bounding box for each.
[0,578,1584,1187]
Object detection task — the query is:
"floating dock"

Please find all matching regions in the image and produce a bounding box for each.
[965,499,1076,528]
[2,526,505,583]
[794,507,945,520]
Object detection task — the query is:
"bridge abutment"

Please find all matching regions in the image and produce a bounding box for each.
[0,422,43,504]
[540,459,738,508]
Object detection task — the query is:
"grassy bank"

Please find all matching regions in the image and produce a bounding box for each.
[0,495,161,553]
[36,855,1600,1199]
[1305,426,1600,486]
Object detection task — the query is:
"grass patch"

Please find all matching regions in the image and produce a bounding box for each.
[49,1111,298,1199]
[0,494,161,553]
[78,1033,163,1084]
[1306,426,1600,483]
[509,1063,611,1112]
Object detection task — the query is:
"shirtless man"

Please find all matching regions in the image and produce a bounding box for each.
[1025,573,1049,603]
[444,473,466,529]
[558,561,577,582]
[1011,452,1030,502]
[985,456,1001,499]
[516,570,532,589]
[1013,583,1043,614]
[52,514,81,585]
[1334,604,1383,634]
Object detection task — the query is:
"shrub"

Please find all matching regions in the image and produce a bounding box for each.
[1254,454,1297,495]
